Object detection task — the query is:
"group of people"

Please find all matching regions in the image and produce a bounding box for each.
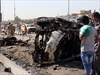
[2,23,28,37]
[79,12,100,75]
[1,12,100,75]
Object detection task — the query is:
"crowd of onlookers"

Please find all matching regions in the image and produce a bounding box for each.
[1,23,28,37]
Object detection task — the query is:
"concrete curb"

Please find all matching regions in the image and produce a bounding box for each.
[0,53,31,75]
[0,72,14,75]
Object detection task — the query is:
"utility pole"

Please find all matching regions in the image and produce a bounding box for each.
[14,0,16,23]
[99,0,100,12]
[0,0,2,34]
[68,0,69,16]
[68,0,70,20]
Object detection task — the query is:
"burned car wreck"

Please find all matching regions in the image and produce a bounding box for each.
[0,36,30,47]
[32,17,83,65]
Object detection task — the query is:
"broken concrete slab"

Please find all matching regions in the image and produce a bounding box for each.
[0,53,31,75]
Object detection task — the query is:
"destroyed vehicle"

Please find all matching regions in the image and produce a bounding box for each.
[32,17,83,64]
[0,37,17,46]
[0,36,30,47]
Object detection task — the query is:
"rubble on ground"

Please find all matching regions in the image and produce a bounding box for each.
[0,36,84,75]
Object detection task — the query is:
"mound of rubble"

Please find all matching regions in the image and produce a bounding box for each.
[0,36,84,75]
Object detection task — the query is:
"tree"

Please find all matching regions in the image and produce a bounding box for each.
[14,16,21,24]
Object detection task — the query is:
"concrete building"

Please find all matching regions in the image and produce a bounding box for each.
[78,10,92,16]
[71,10,92,17]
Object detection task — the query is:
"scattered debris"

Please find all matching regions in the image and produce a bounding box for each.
[53,65,61,70]
[0,36,31,47]
[4,67,12,73]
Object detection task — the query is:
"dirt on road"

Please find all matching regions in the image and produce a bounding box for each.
[0,35,85,75]
[0,45,85,75]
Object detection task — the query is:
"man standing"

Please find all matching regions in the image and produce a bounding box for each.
[7,23,15,37]
[92,12,100,75]
[79,15,99,75]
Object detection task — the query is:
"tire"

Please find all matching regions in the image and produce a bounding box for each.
[32,51,43,64]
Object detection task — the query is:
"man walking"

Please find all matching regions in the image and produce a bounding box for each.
[7,23,15,37]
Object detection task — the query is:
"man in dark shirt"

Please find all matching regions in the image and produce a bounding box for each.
[92,12,100,75]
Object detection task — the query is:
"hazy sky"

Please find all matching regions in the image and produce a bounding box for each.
[1,0,100,21]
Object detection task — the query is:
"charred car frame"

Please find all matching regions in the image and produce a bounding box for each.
[32,17,83,65]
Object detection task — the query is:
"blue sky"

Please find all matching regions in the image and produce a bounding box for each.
[2,0,100,21]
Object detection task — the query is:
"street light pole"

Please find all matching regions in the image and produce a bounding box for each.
[14,0,16,23]
[0,0,1,34]
[99,0,100,12]
[68,0,70,20]
[68,0,69,16]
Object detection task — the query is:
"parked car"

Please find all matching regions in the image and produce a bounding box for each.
[25,24,36,34]
[21,24,36,34]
